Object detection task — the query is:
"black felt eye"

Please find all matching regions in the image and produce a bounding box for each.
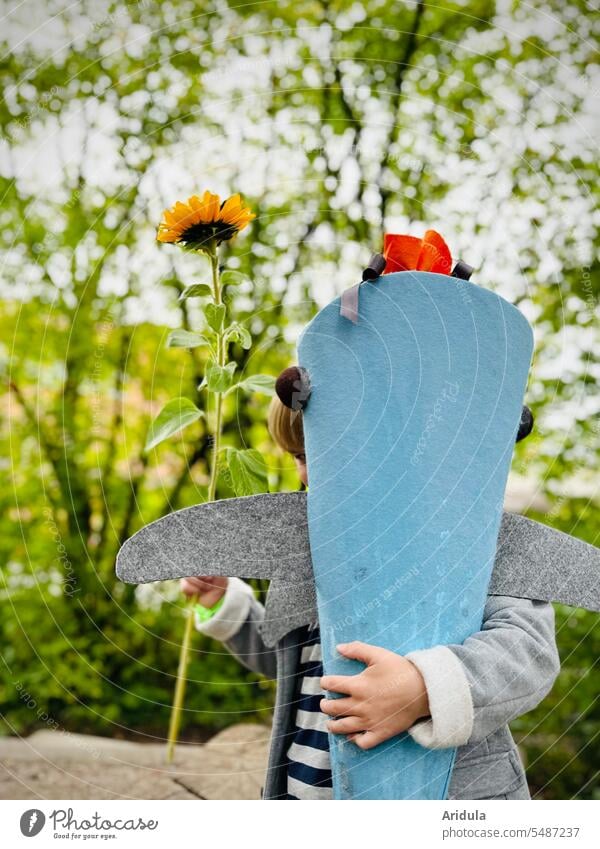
[516,406,534,442]
[275,366,312,411]
[362,252,387,281]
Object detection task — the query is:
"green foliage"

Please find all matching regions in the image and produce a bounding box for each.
[226,374,277,397]
[166,330,212,349]
[204,303,227,333]
[224,323,252,350]
[145,398,204,452]
[204,361,237,393]
[179,284,213,300]
[224,448,270,497]
[1,589,274,739]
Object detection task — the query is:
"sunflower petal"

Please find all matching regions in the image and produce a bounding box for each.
[200,191,220,222]
[219,197,242,224]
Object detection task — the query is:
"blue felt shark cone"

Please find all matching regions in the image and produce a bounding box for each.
[296,245,534,799]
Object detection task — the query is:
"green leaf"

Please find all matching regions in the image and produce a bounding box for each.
[224,322,252,350]
[179,283,213,299]
[225,448,269,496]
[225,373,276,396]
[205,303,226,332]
[204,361,237,393]
[220,270,250,288]
[145,398,204,451]
[166,329,211,349]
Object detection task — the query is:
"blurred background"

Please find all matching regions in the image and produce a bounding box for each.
[1,0,598,799]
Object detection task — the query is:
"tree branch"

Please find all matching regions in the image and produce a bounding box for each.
[375,0,426,222]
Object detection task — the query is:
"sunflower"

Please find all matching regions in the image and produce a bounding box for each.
[157,190,256,251]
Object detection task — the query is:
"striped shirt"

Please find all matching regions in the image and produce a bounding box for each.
[283,622,333,799]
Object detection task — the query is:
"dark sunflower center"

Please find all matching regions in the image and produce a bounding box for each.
[180,220,238,245]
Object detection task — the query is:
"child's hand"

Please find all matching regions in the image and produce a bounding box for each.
[319,641,430,750]
[180,576,228,607]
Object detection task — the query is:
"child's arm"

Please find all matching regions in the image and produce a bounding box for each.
[189,577,278,680]
[404,595,560,749]
[320,595,559,751]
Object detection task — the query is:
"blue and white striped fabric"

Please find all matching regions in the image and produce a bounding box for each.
[284,623,333,799]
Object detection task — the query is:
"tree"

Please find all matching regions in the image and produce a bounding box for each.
[1,0,597,795]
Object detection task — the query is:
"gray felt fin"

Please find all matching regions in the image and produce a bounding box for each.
[116,492,600,647]
[116,491,312,585]
[490,512,600,611]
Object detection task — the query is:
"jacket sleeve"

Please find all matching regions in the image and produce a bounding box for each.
[404,595,560,749]
[193,577,278,680]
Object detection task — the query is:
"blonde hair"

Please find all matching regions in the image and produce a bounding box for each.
[267,396,305,455]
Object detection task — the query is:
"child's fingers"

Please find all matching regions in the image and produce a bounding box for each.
[192,576,217,586]
[320,696,359,717]
[180,577,210,596]
[326,716,365,735]
[350,730,380,751]
[336,641,384,665]
[182,576,220,593]
[320,675,355,695]
[180,578,195,595]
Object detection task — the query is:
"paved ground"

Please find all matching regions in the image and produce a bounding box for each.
[0,724,270,800]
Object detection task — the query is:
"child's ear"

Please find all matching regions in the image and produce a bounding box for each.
[516,405,534,442]
[275,366,311,411]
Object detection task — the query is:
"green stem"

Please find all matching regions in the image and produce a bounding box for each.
[166,242,226,764]
[166,593,197,764]
[207,248,224,502]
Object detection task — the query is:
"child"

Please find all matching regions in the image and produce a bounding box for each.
[181,397,560,801]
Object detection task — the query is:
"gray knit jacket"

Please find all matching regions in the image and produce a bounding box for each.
[194,579,560,800]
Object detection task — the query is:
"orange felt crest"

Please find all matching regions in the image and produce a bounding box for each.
[383,230,452,275]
